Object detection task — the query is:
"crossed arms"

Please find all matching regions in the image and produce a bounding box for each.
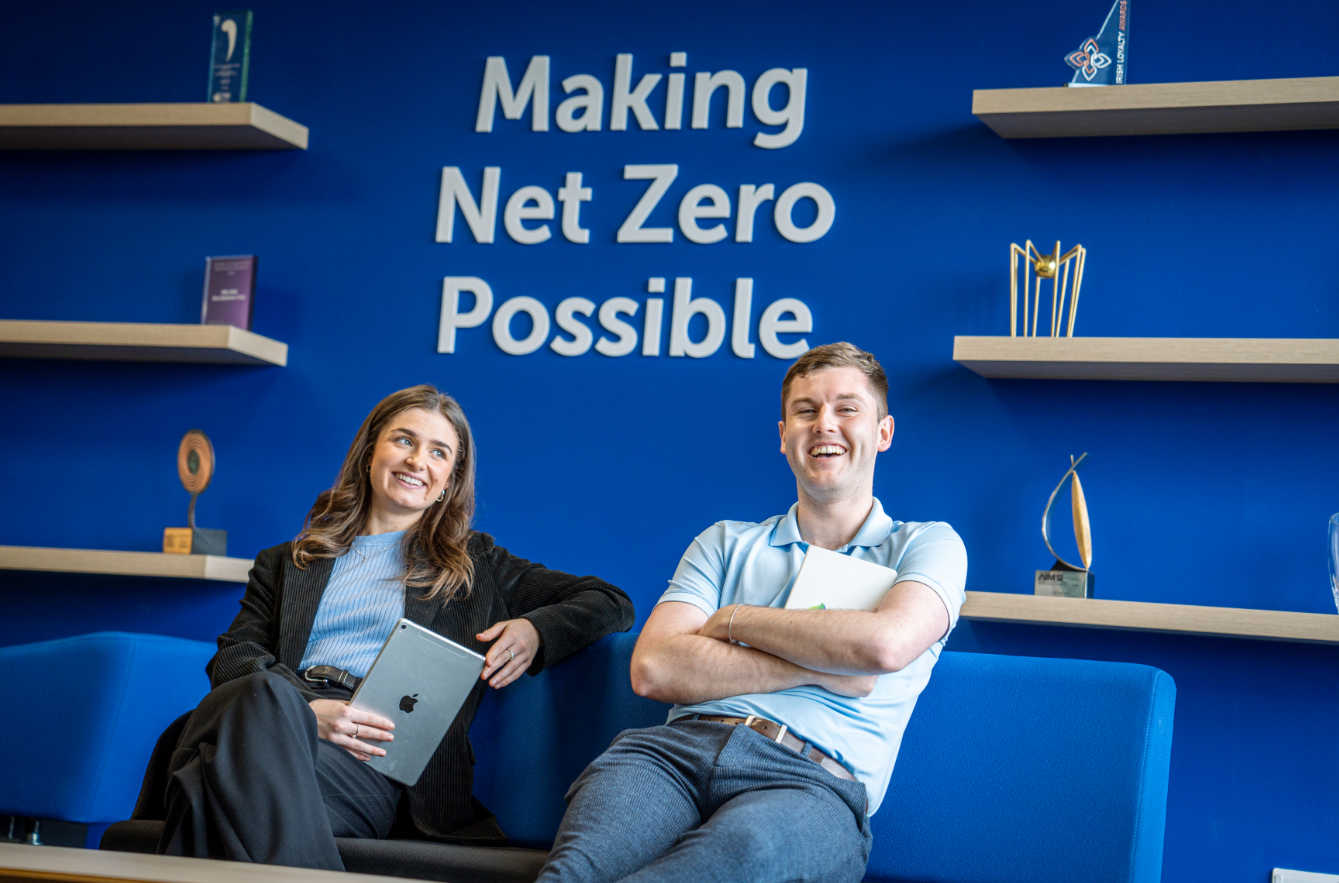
[629,580,950,706]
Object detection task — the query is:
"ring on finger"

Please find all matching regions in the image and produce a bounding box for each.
[354,723,360,740]
[508,649,515,661]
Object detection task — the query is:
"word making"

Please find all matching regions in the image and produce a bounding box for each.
[477,53,807,149]
[439,276,811,360]
[437,165,835,246]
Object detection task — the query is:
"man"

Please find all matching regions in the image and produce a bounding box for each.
[536,342,967,883]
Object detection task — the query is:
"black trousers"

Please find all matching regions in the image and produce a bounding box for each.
[157,670,402,869]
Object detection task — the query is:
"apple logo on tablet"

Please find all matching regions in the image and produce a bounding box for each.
[400,694,419,713]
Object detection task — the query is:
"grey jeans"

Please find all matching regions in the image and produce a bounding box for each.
[537,719,873,883]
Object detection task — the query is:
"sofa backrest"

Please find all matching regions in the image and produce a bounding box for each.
[470,633,1175,883]
[0,631,215,824]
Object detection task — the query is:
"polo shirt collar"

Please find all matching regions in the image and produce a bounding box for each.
[770,497,894,550]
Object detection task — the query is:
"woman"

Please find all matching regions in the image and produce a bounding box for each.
[156,385,634,869]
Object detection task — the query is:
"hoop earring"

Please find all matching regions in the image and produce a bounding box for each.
[436,489,446,503]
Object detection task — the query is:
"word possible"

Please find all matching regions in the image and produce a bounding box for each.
[436,166,834,245]
[477,53,807,149]
[439,277,811,359]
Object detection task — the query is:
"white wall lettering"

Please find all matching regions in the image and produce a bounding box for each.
[692,70,745,129]
[439,275,811,360]
[476,56,549,133]
[437,277,494,353]
[436,167,500,244]
[759,297,812,358]
[611,54,662,131]
[557,172,592,243]
[731,278,756,358]
[735,184,774,242]
[669,277,727,358]
[492,296,551,355]
[551,297,596,356]
[752,68,808,149]
[474,52,807,149]
[556,74,604,132]
[504,185,555,244]
[595,297,639,356]
[678,184,731,244]
[774,182,835,243]
[617,164,678,243]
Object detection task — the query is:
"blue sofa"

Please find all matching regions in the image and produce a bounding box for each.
[55,630,1173,882]
[0,632,215,847]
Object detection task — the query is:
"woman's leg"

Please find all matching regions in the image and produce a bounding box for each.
[158,671,398,869]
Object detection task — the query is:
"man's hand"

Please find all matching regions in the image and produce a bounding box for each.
[308,699,394,761]
[477,618,542,688]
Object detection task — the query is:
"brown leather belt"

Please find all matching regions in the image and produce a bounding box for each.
[685,714,857,783]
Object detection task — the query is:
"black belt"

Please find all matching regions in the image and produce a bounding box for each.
[301,665,361,691]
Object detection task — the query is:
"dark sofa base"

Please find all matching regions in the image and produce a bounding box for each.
[100,821,549,883]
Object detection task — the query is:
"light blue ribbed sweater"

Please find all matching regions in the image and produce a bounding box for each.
[298,529,407,677]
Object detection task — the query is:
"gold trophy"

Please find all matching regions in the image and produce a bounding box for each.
[163,430,227,556]
[1035,452,1094,598]
[1010,240,1087,338]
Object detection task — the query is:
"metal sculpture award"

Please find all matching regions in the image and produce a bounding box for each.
[163,430,227,556]
[1035,453,1095,598]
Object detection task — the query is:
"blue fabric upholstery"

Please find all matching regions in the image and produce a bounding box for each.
[471,634,1175,883]
[0,631,214,824]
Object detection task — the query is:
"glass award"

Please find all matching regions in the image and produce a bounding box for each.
[209,10,253,102]
[1064,0,1129,87]
[201,255,258,330]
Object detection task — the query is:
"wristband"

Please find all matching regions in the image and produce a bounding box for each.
[728,604,745,645]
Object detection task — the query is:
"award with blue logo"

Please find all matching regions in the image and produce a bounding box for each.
[1065,0,1129,86]
[209,10,253,102]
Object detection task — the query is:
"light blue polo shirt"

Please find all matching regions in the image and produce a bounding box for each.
[657,498,967,815]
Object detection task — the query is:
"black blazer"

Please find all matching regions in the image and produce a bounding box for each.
[206,531,635,840]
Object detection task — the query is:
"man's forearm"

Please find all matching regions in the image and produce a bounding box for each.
[702,582,949,675]
[630,632,836,705]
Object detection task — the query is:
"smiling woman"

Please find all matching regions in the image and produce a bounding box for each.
[136,385,635,870]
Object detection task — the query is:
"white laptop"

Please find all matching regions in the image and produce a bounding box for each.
[348,619,486,786]
[784,545,899,612]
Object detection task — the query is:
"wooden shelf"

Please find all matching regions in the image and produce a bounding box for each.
[963,591,1339,645]
[0,545,251,583]
[953,336,1339,382]
[0,842,393,883]
[973,76,1339,138]
[0,103,308,150]
[0,320,288,366]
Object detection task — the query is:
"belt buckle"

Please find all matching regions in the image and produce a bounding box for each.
[742,715,789,744]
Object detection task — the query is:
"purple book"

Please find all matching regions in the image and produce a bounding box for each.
[201,255,257,330]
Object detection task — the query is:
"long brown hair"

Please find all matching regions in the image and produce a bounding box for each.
[292,385,477,603]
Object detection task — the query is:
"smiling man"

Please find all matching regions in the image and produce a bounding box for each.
[535,343,968,883]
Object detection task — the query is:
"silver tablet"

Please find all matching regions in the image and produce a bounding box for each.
[348,618,486,786]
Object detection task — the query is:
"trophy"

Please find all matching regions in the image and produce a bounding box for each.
[1064,0,1129,87]
[208,11,253,103]
[163,430,227,556]
[1035,453,1094,598]
[1010,240,1086,338]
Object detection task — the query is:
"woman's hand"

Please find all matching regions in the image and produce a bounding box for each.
[477,618,542,688]
[308,699,395,761]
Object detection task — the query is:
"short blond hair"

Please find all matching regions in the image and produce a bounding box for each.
[780,342,889,419]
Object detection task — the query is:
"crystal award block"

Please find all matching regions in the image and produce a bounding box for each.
[209,10,253,103]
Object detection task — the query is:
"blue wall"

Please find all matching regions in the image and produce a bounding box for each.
[2,2,1337,880]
